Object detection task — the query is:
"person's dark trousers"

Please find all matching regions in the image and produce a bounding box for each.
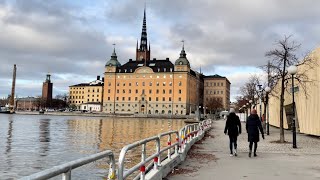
[229,135,238,154]
[249,141,258,157]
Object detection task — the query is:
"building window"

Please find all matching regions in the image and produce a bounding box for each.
[178,97,181,101]
[117,89,119,93]
[163,90,165,94]
[93,89,95,92]
[156,82,159,86]
[123,90,125,93]
[142,82,145,86]
[179,81,182,86]
[108,97,110,100]
[123,83,126,86]
[163,82,166,86]
[149,97,151,101]
[92,95,95,97]
[135,97,138,101]
[129,83,132,86]
[149,89,152,94]
[128,97,131,101]
[88,89,90,92]
[116,97,119,101]
[129,89,131,93]
[122,97,125,101]
[87,99,89,102]
[136,89,138,94]
[169,89,172,94]
[149,82,152,86]
[179,89,182,94]
[169,97,172,101]
[169,82,172,86]
[108,89,110,93]
[92,99,94,101]
[162,97,165,101]
[156,97,159,101]
[117,83,120,86]
[136,82,138,86]
[156,89,159,94]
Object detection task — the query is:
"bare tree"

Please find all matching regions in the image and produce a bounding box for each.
[206,98,223,115]
[263,35,317,143]
[239,74,261,101]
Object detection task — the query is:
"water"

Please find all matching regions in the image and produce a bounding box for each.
[0,114,185,179]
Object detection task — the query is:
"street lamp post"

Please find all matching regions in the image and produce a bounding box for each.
[288,65,298,148]
[249,100,253,112]
[265,86,271,135]
[257,85,263,121]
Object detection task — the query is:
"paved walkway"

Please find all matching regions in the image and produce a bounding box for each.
[168,119,320,180]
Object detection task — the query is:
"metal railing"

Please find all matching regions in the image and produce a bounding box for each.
[118,130,180,180]
[19,150,116,180]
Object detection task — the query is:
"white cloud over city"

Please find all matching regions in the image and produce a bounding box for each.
[1,0,320,101]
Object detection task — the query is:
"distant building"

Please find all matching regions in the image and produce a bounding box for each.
[42,73,53,108]
[203,75,231,110]
[69,76,104,110]
[15,97,39,111]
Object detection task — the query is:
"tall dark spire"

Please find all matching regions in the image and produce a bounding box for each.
[140,7,147,51]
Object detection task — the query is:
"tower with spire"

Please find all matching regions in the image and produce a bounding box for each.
[136,7,150,61]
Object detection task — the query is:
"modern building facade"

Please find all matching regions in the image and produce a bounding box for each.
[69,76,104,110]
[42,73,53,107]
[203,75,231,110]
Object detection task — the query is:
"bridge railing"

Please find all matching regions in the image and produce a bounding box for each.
[19,150,116,180]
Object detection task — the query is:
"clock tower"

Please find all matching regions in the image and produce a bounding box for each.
[136,7,150,61]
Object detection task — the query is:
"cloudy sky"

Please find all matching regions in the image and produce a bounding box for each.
[1,0,320,101]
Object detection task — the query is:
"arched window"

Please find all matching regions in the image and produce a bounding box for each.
[162,110,165,114]
[155,110,159,114]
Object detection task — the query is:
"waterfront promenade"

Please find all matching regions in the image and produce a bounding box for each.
[168,119,320,180]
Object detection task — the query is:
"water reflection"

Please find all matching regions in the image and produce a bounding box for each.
[38,119,50,156]
[0,114,185,179]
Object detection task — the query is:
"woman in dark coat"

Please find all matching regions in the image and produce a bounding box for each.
[246,109,264,157]
[224,108,241,156]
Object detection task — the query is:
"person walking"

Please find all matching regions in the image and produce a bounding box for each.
[246,109,264,157]
[224,108,241,156]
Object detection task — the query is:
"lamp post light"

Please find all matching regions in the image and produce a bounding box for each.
[288,65,298,148]
[265,86,271,135]
[249,100,253,112]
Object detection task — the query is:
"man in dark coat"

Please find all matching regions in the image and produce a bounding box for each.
[224,108,241,156]
[246,109,264,157]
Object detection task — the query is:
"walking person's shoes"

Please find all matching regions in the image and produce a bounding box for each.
[254,153,257,157]
[248,152,252,158]
[230,153,233,157]
[234,149,237,156]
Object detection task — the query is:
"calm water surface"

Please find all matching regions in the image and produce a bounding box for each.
[0,114,185,179]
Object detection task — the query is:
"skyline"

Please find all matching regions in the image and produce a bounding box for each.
[1,0,320,101]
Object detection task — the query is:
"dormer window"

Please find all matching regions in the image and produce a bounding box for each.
[179,61,183,65]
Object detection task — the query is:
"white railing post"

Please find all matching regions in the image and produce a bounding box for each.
[62,170,71,180]
[140,144,146,180]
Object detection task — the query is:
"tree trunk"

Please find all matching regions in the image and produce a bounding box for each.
[279,58,287,143]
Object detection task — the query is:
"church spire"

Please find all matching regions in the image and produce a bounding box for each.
[140,7,147,51]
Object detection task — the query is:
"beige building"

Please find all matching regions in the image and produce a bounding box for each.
[203,75,231,110]
[69,76,104,110]
[265,47,320,136]
[103,47,201,115]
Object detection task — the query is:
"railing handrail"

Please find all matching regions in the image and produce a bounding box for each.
[19,150,116,180]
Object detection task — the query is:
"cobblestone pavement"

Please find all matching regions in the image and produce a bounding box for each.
[168,119,320,180]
